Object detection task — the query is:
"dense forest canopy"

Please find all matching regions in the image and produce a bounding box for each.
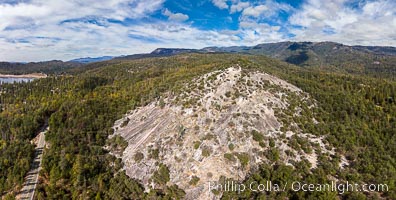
[0,53,395,199]
[0,61,83,75]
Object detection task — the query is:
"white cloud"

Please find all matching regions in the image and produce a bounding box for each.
[239,1,292,20]
[238,20,285,43]
[0,0,167,61]
[288,0,396,46]
[235,0,292,43]
[230,1,250,13]
[0,3,248,62]
[0,0,288,62]
[163,9,189,22]
[0,0,395,62]
[212,0,228,10]
[0,0,165,30]
[242,5,268,17]
[0,3,51,30]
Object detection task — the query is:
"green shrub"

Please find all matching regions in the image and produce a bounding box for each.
[152,163,170,185]
[134,152,144,162]
[193,141,201,149]
[189,176,200,186]
[224,153,236,162]
[149,148,160,160]
[259,141,266,148]
[269,138,276,147]
[159,98,165,108]
[251,130,264,142]
[228,143,235,151]
[202,147,211,157]
[236,153,249,168]
[266,148,280,162]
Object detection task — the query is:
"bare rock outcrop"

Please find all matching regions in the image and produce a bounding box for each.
[110,66,339,199]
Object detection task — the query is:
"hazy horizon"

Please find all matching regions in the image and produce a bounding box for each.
[2,40,396,63]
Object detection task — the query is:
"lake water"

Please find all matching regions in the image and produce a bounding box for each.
[0,77,35,84]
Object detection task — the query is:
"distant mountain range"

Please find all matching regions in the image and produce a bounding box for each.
[117,42,396,65]
[69,56,114,64]
[1,41,395,78]
[114,48,200,60]
[145,42,396,65]
[135,42,396,78]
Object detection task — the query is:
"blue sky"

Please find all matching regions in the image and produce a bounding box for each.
[0,0,395,61]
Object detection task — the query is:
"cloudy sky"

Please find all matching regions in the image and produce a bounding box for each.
[0,0,395,61]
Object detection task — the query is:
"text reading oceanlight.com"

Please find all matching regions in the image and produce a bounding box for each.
[209,181,389,194]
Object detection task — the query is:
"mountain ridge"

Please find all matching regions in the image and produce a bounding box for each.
[116,41,396,79]
[1,41,395,79]
[69,56,114,64]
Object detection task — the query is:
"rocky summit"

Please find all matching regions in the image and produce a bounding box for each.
[111,66,344,199]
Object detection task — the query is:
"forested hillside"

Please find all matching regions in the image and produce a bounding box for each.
[115,42,396,79]
[204,42,396,79]
[0,61,82,75]
[0,54,395,199]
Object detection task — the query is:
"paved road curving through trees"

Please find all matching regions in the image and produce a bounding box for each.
[17,127,48,200]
